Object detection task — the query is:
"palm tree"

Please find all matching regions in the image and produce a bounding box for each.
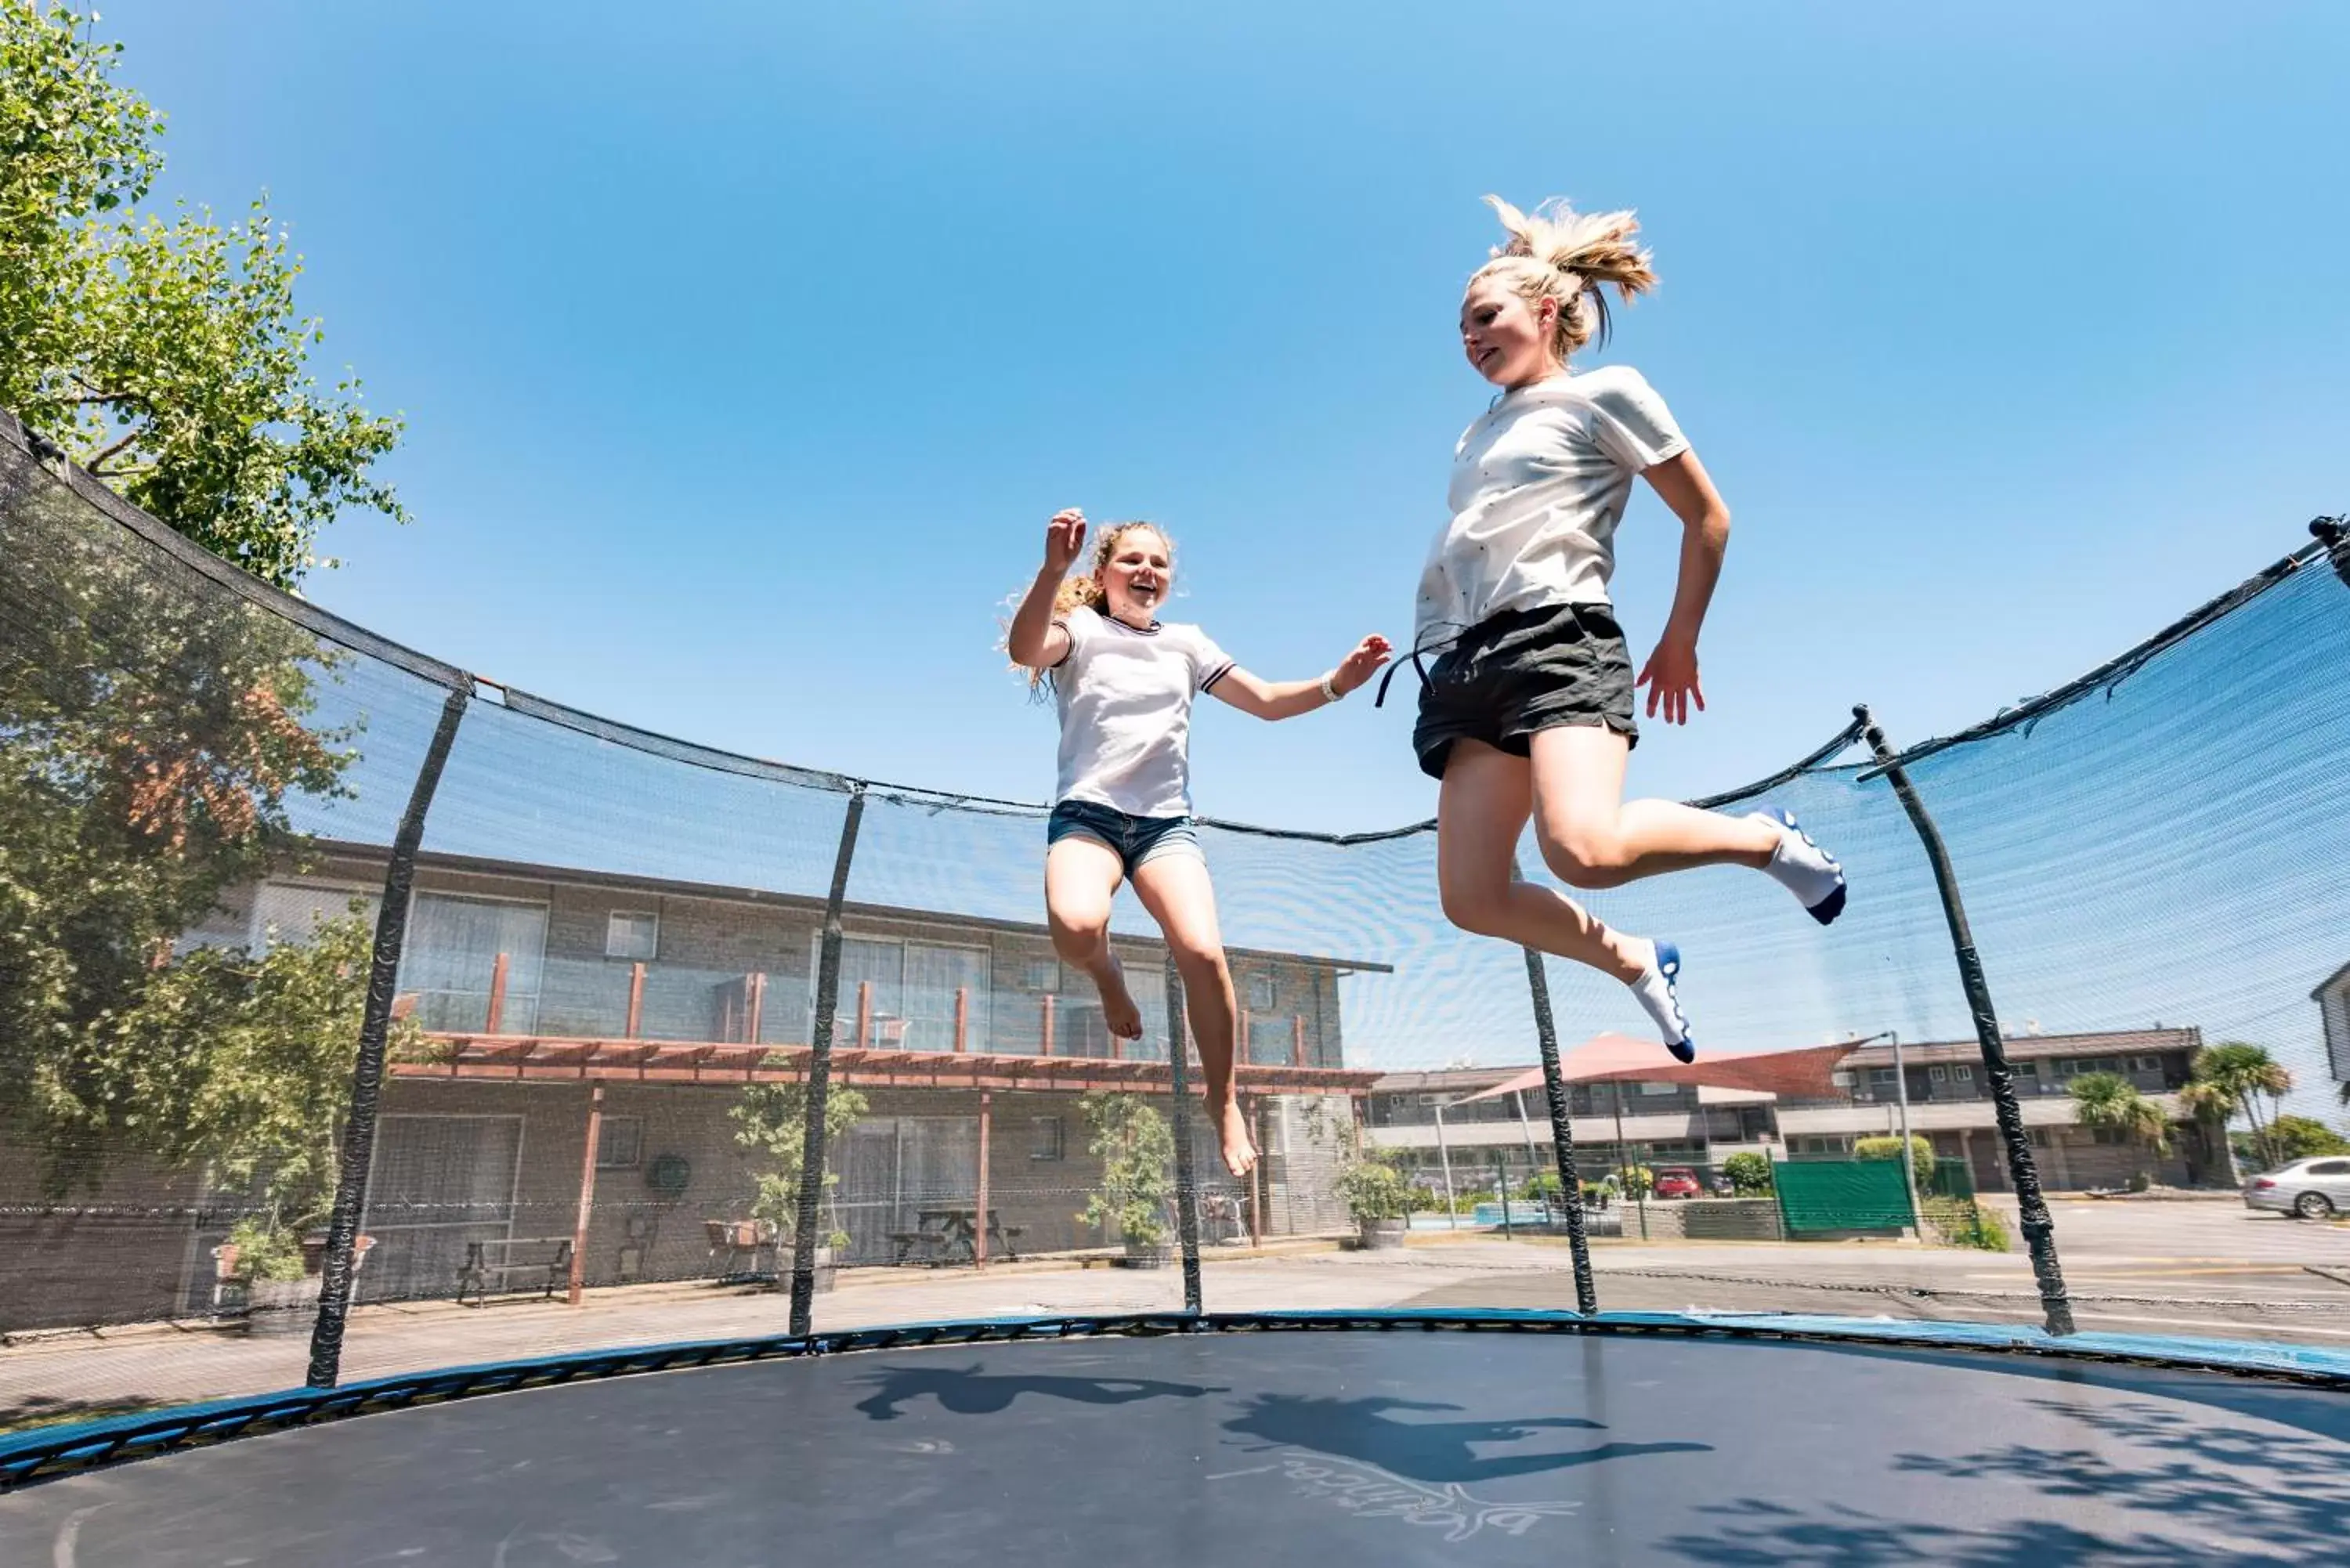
[2177,1078,2240,1180]
[2187,1042,2294,1172]
[2070,1072,2172,1185]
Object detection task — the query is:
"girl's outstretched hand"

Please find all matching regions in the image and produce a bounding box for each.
[1332,634,1394,696]
[1635,633,1705,725]
[1043,508,1087,574]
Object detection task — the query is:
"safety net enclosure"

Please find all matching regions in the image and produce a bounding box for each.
[3,408,2348,1562]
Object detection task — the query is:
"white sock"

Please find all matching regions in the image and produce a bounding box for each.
[1625,940,1692,1056]
[1751,809,1844,912]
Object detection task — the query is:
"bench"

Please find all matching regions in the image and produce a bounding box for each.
[891,1212,1026,1266]
[457,1236,573,1306]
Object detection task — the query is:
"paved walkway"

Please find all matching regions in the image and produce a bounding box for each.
[7,1201,2347,1434]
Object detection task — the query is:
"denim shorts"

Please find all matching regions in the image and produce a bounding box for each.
[1047,800,1203,879]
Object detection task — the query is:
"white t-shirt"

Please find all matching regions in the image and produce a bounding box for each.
[1050,605,1235,818]
[1412,364,1688,649]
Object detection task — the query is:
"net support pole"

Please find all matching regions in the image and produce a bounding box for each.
[789,783,866,1339]
[568,1085,605,1306]
[2313,516,2350,590]
[306,684,472,1388]
[1856,703,2076,1335]
[1509,859,1597,1313]
[1163,952,1204,1314]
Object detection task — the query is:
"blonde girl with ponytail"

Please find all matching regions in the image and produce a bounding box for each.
[1408,196,1849,1063]
[1008,509,1390,1177]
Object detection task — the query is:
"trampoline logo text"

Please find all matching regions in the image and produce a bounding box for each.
[1214,1451,1582,1542]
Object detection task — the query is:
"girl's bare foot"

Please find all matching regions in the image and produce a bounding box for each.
[1213,1094,1258,1177]
[1096,954,1144,1040]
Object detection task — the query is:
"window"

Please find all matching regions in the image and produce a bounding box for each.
[398,894,548,1034]
[1245,974,1276,1013]
[1929,1065,1948,1082]
[252,882,379,948]
[1639,1082,1679,1097]
[2306,1160,2350,1177]
[1025,959,1058,991]
[829,937,990,1052]
[1952,1064,1974,1081]
[1871,1067,1898,1084]
[2132,1055,2161,1072]
[606,910,659,961]
[903,942,989,1053]
[1031,1117,1065,1162]
[597,1115,644,1169]
[1830,1070,1855,1088]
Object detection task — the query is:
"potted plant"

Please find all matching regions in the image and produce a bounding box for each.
[747,1176,846,1292]
[1336,1148,1413,1248]
[228,1215,317,1336]
[1079,1093,1175,1266]
[733,1076,869,1292]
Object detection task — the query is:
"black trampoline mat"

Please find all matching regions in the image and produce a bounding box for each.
[7,1331,2348,1565]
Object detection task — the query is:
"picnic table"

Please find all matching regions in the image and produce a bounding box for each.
[889,1207,1023,1265]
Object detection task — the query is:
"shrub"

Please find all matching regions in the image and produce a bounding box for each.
[1922,1197,2009,1252]
[1722,1152,1775,1196]
[1520,1170,1565,1203]
[226,1216,306,1282]
[1336,1151,1415,1224]
[1854,1136,1936,1184]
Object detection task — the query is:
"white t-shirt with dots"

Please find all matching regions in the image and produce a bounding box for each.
[1412,364,1688,650]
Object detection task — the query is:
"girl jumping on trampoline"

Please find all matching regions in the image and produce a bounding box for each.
[1403,196,1847,1063]
[1009,510,1390,1176]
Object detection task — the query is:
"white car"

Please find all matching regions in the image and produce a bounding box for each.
[2243,1157,2350,1219]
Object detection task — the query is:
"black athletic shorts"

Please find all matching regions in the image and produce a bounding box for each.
[1411,602,1640,780]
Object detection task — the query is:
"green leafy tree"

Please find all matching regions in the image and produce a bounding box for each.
[731,1075,868,1252]
[2185,1042,2294,1172]
[1721,1151,1775,1196]
[2236,1114,2350,1167]
[2067,1071,2172,1181]
[1,5,406,1292]
[39,911,410,1254]
[2,1,403,587]
[2,486,356,1174]
[1078,1092,1173,1248]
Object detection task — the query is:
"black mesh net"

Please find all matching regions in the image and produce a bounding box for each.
[5,409,2348,1440]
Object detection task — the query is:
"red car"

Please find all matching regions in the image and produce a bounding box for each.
[1652,1168,1702,1200]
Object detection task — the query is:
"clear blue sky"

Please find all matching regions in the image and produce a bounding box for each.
[91,1,2348,833]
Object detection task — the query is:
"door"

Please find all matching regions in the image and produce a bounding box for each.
[2306,1158,2350,1208]
[360,1115,524,1302]
[833,1116,982,1264]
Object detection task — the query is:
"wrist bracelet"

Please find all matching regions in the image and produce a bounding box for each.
[1318,671,1341,703]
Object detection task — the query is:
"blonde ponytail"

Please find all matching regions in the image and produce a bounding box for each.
[1473,195,1658,360]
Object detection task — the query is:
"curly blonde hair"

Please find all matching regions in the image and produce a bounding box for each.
[1020,520,1174,693]
[1470,195,1658,364]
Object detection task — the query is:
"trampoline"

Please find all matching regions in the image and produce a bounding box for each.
[5,1313,2348,1565]
[10,389,2350,1566]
